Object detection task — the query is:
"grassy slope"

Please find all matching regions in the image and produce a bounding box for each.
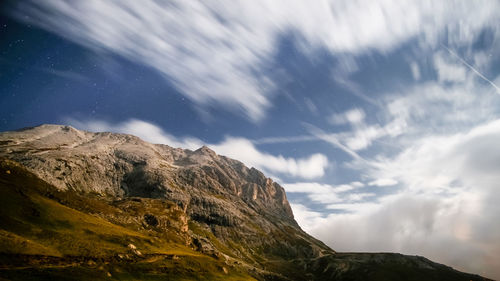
[0,159,256,281]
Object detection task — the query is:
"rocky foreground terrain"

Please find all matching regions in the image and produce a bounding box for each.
[0,124,491,280]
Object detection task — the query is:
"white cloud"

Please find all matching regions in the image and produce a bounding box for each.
[296,189,498,279]
[316,118,500,279]
[324,106,407,153]
[335,183,360,192]
[305,125,363,159]
[325,201,380,213]
[290,203,327,233]
[409,61,421,81]
[283,182,335,194]
[366,119,500,193]
[290,57,500,279]
[379,78,500,143]
[10,0,500,120]
[234,50,500,277]
[346,192,376,201]
[284,182,359,194]
[434,53,467,82]
[351,181,365,188]
[304,98,319,115]
[441,44,500,94]
[343,125,383,151]
[283,182,368,205]
[67,118,328,179]
[329,108,365,125]
[211,138,329,179]
[250,135,317,145]
[368,178,397,187]
[331,75,380,106]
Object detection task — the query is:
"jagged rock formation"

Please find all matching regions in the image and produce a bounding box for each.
[0,125,490,280]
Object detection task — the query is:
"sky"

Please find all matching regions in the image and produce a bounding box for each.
[1,0,500,278]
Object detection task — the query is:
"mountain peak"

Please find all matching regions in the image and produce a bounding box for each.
[0,124,295,221]
[194,145,217,156]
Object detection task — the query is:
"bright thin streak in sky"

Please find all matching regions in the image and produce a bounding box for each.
[441,44,500,94]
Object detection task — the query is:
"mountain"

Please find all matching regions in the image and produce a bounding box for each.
[0,124,490,280]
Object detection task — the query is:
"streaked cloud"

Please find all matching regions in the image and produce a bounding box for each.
[434,52,467,83]
[0,57,89,83]
[365,119,500,194]
[294,189,497,279]
[9,0,500,121]
[285,40,500,278]
[409,61,421,81]
[293,69,500,279]
[329,108,366,125]
[211,137,329,179]
[284,182,354,194]
[368,178,397,187]
[289,203,328,233]
[283,182,368,205]
[442,44,500,94]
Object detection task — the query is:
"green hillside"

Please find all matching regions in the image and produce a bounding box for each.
[0,159,256,281]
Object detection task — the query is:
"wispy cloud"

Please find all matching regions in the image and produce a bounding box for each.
[331,75,381,106]
[284,45,500,278]
[304,124,363,160]
[409,61,421,81]
[368,178,397,187]
[283,182,368,205]
[251,135,318,145]
[9,0,500,120]
[298,64,500,279]
[0,57,88,83]
[433,52,467,83]
[441,44,500,94]
[210,137,329,179]
[329,108,366,125]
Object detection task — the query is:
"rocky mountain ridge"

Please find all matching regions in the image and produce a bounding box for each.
[0,125,293,220]
[0,124,490,280]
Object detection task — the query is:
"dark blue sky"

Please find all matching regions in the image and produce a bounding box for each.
[1,1,500,278]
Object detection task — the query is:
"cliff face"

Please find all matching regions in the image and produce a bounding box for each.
[0,125,489,281]
[0,125,293,218]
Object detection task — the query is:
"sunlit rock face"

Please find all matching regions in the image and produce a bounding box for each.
[0,125,293,216]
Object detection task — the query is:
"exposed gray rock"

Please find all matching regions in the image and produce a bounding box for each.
[0,124,328,265]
